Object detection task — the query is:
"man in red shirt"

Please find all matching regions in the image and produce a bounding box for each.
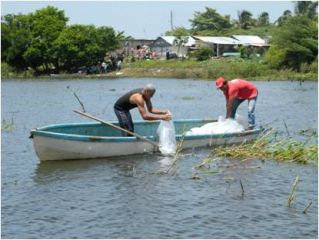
[216,77,258,129]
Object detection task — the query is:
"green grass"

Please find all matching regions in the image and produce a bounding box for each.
[205,129,318,165]
[1,62,34,79]
[124,58,318,81]
[2,58,318,80]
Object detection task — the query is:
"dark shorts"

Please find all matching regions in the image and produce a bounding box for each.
[114,107,134,136]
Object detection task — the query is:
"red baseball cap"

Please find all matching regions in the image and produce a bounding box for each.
[215,77,225,88]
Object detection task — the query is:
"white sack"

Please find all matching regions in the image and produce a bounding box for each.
[185,116,245,136]
[156,120,176,155]
[235,114,249,130]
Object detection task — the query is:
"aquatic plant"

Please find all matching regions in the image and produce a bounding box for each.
[2,118,14,132]
[210,129,318,164]
[165,131,186,173]
[157,130,186,175]
[181,96,196,100]
[299,128,317,137]
[288,175,300,207]
[302,201,313,214]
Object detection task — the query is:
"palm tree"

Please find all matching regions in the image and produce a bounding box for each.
[275,10,292,26]
[237,10,255,29]
[257,12,270,26]
[173,36,189,58]
[295,1,318,19]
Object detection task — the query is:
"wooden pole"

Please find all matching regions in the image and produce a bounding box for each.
[73,110,159,148]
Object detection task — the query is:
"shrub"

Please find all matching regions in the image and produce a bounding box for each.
[194,47,213,61]
[264,45,287,69]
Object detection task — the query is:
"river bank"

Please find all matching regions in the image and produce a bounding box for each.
[2,59,318,81]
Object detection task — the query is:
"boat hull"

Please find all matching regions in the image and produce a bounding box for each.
[30,120,261,161]
[33,135,157,161]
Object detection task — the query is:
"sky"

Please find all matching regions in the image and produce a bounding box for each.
[1,1,295,39]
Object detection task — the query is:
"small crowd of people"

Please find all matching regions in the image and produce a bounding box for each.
[127,45,158,60]
[82,53,124,75]
[113,77,258,136]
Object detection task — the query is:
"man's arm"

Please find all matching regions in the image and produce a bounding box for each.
[145,99,168,114]
[133,95,171,121]
[226,97,235,119]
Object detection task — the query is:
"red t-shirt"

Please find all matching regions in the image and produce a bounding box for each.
[224,79,258,100]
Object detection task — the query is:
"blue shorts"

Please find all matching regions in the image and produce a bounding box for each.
[114,107,134,136]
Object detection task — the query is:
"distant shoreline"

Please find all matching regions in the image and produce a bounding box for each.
[2,69,317,81]
[2,59,318,81]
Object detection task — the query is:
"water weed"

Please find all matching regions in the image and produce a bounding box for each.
[2,118,15,132]
[210,129,317,164]
[288,175,300,207]
[302,201,313,214]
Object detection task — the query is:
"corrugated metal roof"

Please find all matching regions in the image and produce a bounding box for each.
[193,36,240,45]
[232,35,267,46]
[160,36,196,46]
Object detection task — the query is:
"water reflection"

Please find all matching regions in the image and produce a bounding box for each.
[33,153,171,185]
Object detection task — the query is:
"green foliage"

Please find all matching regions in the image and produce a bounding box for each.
[299,58,318,73]
[124,57,317,80]
[165,27,190,37]
[1,14,33,70]
[264,46,287,69]
[236,10,256,29]
[275,10,292,26]
[257,12,270,26]
[211,130,318,164]
[294,1,318,19]
[54,25,119,72]
[190,7,232,33]
[169,31,191,59]
[265,16,318,70]
[1,6,121,74]
[25,6,68,71]
[1,62,34,78]
[193,47,213,61]
[239,46,254,58]
[1,62,14,78]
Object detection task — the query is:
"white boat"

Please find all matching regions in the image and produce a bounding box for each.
[30,119,261,161]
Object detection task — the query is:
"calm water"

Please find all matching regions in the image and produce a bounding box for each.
[1,78,318,238]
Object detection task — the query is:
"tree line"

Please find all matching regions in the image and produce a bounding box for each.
[1,2,318,74]
[1,6,126,74]
[166,1,318,71]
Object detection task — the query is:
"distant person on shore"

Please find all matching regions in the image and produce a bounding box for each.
[114,84,172,136]
[166,49,170,60]
[215,77,258,129]
[101,61,107,73]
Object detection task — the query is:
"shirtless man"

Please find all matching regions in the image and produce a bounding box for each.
[114,84,171,136]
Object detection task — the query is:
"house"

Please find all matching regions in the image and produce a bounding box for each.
[121,39,155,49]
[121,39,155,57]
[192,36,241,57]
[151,36,196,58]
[231,35,269,47]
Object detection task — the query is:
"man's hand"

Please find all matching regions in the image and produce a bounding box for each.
[162,112,172,121]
